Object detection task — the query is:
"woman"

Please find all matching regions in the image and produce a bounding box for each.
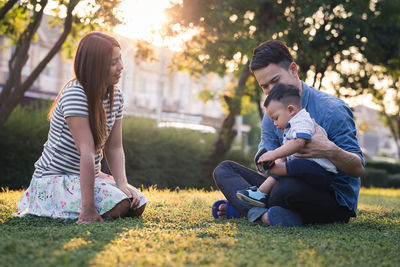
[16,32,147,224]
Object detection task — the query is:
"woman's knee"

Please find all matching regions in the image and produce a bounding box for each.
[103,199,130,219]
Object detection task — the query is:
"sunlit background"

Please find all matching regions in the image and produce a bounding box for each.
[45,0,187,50]
[114,0,195,51]
[114,0,171,45]
[42,0,389,111]
[113,0,384,110]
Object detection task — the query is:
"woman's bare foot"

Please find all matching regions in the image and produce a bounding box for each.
[217,203,227,218]
[126,204,146,217]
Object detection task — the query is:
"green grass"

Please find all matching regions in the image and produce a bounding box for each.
[0,187,399,267]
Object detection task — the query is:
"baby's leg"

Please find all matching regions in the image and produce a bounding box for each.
[285,159,335,190]
[259,176,278,195]
[267,161,287,177]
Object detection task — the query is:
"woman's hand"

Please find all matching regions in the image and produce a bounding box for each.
[76,207,104,224]
[119,183,140,208]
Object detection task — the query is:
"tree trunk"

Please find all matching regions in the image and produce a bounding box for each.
[0,0,78,128]
[202,64,250,187]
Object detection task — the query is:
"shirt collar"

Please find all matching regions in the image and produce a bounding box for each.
[287,108,306,126]
[301,81,310,109]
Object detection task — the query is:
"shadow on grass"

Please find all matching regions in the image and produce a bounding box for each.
[0,215,146,266]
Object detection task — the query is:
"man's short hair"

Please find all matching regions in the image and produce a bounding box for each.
[250,40,293,72]
[264,83,301,108]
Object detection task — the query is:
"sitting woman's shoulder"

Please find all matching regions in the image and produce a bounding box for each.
[61,80,86,97]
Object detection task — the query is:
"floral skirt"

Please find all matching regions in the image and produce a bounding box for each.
[15,175,148,220]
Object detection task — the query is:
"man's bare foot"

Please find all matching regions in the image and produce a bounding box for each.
[261,212,270,225]
[217,203,227,218]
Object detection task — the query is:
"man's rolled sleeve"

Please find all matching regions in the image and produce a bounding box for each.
[325,104,365,168]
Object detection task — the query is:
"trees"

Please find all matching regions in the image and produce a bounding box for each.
[0,0,121,128]
[164,0,372,180]
[165,1,297,181]
[340,0,400,156]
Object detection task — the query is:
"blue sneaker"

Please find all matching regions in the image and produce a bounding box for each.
[236,186,269,207]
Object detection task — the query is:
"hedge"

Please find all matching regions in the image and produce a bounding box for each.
[360,168,400,188]
[364,160,400,174]
[360,161,400,188]
[0,103,50,189]
[0,103,252,190]
[2,103,399,190]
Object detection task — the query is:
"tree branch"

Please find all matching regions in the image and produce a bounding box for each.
[0,0,19,21]
[20,0,79,93]
[1,0,48,105]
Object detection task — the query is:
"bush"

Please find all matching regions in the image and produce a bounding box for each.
[360,168,389,188]
[388,173,400,188]
[360,161,400,188]
[122,116,216,189]
[0,104,252,190]
[360,168,400,188]
[0,103,50,189]
[365,160,400,174]
[122,116,253,189]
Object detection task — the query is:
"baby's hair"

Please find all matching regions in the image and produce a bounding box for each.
[264,83,301,108]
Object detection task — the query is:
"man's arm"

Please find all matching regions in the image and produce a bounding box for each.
[296,121,364,177]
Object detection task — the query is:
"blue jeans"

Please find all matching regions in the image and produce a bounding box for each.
[213,160,351,224]
[285,158,335,191]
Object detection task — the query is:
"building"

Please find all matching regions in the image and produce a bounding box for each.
[353,105,399,161]
[0,18,248,136]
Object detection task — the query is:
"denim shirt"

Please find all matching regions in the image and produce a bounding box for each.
[258,81,364,216]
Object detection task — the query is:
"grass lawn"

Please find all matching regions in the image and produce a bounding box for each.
[0,187,399,267]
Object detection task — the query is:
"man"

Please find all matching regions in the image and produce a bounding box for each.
[213,40,364,226]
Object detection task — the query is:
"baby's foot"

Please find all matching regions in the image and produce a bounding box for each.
[236,186,269,207]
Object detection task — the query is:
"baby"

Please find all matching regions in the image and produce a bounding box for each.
[236,83,337,207]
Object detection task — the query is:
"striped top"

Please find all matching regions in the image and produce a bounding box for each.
[33,80,124,179]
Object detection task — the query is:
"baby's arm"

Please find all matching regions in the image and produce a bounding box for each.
[259,138,307,162]
[276,138,308,157]
[262,139,307,177]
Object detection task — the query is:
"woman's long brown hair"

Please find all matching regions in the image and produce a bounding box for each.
[48,32,120,152]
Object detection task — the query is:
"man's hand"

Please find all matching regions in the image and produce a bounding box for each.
[77,207,104,224]
[295,120,335,159]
